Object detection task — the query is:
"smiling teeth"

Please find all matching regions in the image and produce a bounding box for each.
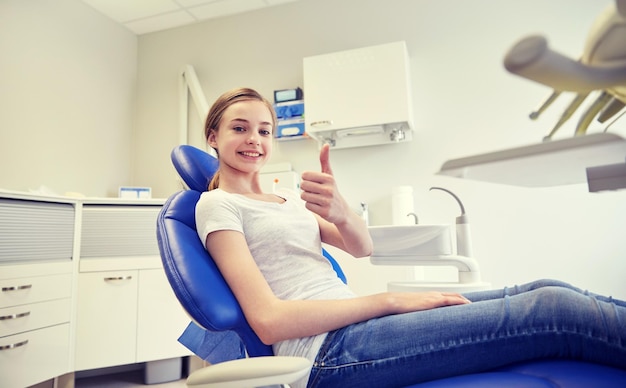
[241,152,260,157]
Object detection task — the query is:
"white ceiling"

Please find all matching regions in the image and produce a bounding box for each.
[81,0,301,35]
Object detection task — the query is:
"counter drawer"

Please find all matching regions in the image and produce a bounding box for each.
[0,298,71,337]
[0,273,72,308]
[0,323,70,388]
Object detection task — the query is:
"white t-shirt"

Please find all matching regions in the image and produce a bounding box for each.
[195,188,356,386]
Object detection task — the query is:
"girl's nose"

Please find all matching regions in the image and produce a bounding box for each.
[247,132,259,144]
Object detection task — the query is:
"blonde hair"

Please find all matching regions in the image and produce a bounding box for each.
[204,87,277,191]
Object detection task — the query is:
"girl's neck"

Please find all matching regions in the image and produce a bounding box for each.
[216,174,285,204]
[217,172,263,196]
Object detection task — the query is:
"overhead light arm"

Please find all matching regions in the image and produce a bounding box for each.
[179,65,209,146]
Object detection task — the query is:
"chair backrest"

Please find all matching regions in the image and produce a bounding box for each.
[169,145,347,282]
[156,189,274,356]
[157,145,349,358]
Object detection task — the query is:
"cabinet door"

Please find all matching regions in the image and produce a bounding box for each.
[75,271,138,371]
[136,268,192,362]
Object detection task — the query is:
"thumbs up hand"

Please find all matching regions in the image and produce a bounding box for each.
[301,144,374,257]
[300,144,349,225]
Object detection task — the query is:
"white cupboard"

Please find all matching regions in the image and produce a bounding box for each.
[75,201,191,375]
[0,191,192,387]
[303,41,414,149]
[0,192,75,388]
[74,270,138,370]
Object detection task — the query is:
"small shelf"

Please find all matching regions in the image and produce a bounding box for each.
[437,133,626,187]
[275,134,310,142]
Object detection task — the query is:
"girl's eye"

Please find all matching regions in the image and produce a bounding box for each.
[260,129,272,136]
[233,126,245,132]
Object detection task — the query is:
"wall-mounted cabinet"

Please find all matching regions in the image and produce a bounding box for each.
[303,41,414,149]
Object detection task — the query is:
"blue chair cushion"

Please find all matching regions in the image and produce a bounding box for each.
[406,359,626,387]
[157,189,273,357]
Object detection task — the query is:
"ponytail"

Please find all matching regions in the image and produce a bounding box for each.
[208,170,220,191]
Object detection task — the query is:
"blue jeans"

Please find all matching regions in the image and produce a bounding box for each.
[306,279,626,388]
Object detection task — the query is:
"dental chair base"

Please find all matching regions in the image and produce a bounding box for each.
[186,356,311,388]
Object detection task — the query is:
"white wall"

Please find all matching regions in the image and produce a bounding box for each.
[0,0,137,197]
[2,0,624,299]
[133,0,626,299]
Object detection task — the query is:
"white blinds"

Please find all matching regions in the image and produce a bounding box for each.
[0,198,74,264]
[80,205,161,258]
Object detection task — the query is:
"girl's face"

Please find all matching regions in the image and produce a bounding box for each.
[208,99,274,174]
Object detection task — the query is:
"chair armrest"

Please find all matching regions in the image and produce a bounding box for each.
[186,356,312,388]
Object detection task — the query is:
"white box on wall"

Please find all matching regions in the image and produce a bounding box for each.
[303,41,414,149]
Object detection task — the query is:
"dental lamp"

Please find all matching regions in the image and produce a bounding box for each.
[504,0,626,139]
[438,0,626,192]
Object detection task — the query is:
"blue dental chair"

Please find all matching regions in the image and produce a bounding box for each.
[157,145,626,387]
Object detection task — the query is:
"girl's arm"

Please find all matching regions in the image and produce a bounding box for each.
[206,230,469,345]
[300,144,373,258]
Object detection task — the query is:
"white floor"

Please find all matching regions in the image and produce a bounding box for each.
[75,369,186,388]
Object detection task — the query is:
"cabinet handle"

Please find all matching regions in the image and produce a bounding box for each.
[310,120,333,128]
[0,311,30,321]
[0,339,29,351]
[103,276,132,282]
[1,284,32,292]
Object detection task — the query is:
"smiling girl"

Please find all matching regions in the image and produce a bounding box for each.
[195,87,626,388]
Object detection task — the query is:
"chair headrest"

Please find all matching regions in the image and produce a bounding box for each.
[171,145,219,192]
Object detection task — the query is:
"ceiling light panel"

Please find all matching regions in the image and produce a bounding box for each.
[82,0,180,22]
[125,11,197,35]
[188,0,267,20]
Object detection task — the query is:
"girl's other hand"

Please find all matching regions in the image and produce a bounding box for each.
[385,291,472,314]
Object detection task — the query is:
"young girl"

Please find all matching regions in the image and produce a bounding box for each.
[195,87,626,387]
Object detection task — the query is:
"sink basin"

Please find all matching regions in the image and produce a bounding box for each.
[368,224,453,264]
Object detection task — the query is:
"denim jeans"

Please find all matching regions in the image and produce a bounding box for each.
[306,279,626,388]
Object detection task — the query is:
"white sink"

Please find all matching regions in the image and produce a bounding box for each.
[368,224,453,264]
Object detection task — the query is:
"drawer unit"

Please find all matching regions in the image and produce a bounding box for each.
[0,269,73,388]
[0,273,72,308]
[0,298,72,338]
[0,323,71,388]
[0,193,76,388]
